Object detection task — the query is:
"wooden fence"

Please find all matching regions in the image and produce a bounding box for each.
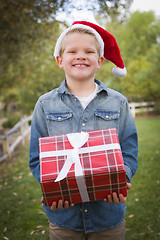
[0,101,155,163]
[0,115,32,163]
[129,101,155,118]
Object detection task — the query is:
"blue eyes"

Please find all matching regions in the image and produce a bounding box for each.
[69,51,94,54]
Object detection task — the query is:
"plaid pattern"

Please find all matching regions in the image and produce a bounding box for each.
[39,128,127,206]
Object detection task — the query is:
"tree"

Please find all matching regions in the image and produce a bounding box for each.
[119,11,158,61]
[0,0,133,61]
[135,44,160,101]
[2,21,65,113]
[0,0,133,92]
[96,0,133,22]
[0,0,141,114]
[0,0,67,93]
[17,24,65,113]
[96,11,160,103]
[0,0,65,59]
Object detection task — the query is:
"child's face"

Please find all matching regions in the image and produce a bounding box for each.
[56,32,104,83]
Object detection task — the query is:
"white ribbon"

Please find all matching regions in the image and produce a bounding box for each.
[55,132,90,202]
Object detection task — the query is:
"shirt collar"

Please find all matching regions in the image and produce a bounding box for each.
[57,80,71,95]
[94,79,108,94]
[57,79,108,95]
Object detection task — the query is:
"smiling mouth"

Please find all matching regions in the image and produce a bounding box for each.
[73,64,89,67]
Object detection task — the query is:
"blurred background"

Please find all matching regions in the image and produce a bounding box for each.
[0,0,160,123]
[0,1,160,239]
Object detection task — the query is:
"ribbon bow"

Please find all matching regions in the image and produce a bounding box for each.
[55,132,90,202]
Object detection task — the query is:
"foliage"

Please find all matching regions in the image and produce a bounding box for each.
[0,117,160,239]
[2,112,21,129]
[97,0,133,22]
[1,3,160,113]
[107,11,160,102]
[61,0,133,23]
[0,0,64,93]
[0,0,65,57]
[1,21,65,113]
[0,0,133,113]
[15,22,65,113]
[0,0,130,64]
[120,11,157,59]
[154,101,160,114]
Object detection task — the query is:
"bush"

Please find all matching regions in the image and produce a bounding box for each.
[2,113,21,129]
[154,101,160,115]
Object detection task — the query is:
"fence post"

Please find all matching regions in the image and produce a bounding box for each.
[1,135,10,159]
[20,118,25,145]
[130,103,136,118]
[20,116,31,145]
[0,113,33,162]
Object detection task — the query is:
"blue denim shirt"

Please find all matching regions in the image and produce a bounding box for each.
[29,79,138,233]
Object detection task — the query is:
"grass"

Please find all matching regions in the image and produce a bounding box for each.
[0,145,49,239]
[0,117,160,239]
[125,117,160,240]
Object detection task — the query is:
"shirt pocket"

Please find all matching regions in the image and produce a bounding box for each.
[94,111,120,130]
[46,112,73,135]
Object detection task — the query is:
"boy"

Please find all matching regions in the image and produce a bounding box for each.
[29,21,138,240]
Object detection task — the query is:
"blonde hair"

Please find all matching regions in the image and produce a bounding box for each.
[59,28,101,57]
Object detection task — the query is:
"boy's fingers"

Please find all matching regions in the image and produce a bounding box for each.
[57,199,63,210]
[127,183,132,190]
[41,197,44,203]
[105,193,127,204]
[51,200,74,211]
[64,201,69,209]
[119,194,126,203]
[107,195,113,204]
[112,192,120,204]
[51,202,57,211]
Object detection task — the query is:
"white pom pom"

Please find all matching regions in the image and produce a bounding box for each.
[112,66,127,77]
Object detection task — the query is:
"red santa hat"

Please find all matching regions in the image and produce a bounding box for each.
[54,21,127,77]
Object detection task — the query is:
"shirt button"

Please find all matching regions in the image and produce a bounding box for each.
[105,115,109,119]
[82,123,85,126]
[58,117,61,120]
[84,209,88,213]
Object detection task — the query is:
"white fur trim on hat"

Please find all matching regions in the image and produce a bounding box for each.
[112,66,127,77]
[53,24,104,59]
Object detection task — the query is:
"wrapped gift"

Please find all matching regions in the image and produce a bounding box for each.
[39,128,127,206]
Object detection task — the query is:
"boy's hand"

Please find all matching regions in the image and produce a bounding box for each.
[104,183,132,204]
[41,197,74,211]
[51,200,74,211]
[41,183,131,208]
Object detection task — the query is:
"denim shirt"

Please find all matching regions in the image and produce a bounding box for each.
[29,79,138,233]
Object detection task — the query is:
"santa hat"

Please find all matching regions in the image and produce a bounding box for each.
[54,21,127,77]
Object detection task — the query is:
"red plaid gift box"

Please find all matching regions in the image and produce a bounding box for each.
[39,128,127,206]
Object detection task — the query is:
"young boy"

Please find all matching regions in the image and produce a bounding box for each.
[29,21,138,240]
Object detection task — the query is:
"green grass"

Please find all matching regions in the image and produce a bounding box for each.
[0,117,160,239]
[125,117,160,240]
[0,145,49,239]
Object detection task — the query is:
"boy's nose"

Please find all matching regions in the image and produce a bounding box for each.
[76,55,87,60]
